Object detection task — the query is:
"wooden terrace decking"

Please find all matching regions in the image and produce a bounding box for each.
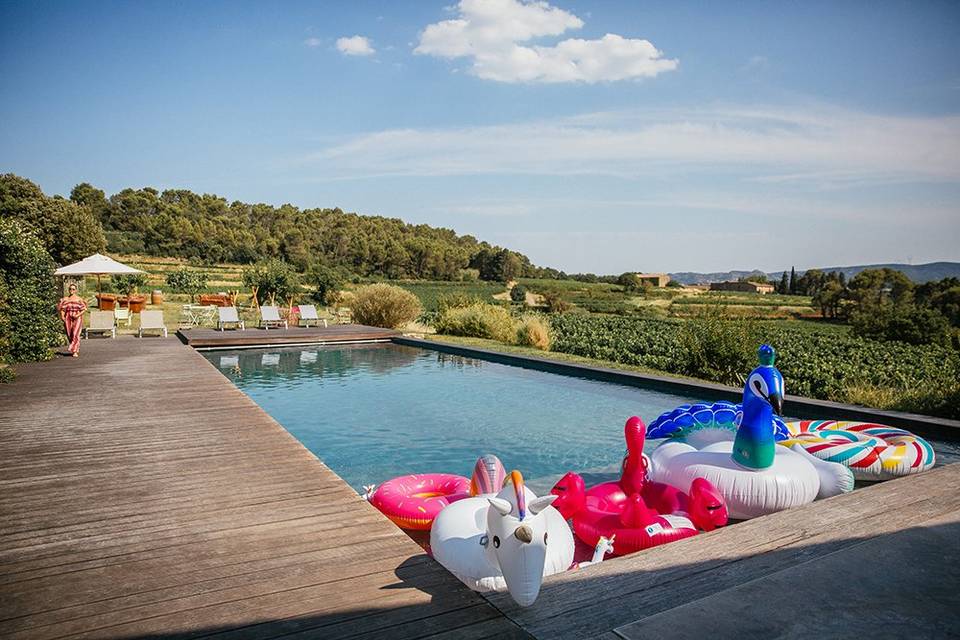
[3,336,958,639]
[176,325,399,348]
[0,338,526,639]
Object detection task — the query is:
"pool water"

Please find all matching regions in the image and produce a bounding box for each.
[205,343,960,494]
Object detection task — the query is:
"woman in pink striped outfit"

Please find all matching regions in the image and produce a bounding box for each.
[57,283,87,357]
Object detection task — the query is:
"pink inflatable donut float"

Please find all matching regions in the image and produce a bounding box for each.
[370,473,471,530]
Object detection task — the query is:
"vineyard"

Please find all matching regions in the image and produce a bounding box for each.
[549,314,960,419]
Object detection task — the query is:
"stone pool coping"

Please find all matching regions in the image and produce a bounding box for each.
[394,336,960,440]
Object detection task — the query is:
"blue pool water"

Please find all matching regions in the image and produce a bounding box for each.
[205,343,960,494]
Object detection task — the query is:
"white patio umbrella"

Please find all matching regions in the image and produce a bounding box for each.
[54,253,144,299]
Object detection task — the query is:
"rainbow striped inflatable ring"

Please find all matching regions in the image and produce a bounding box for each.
[781,421,936,482]
[369,473,471,530]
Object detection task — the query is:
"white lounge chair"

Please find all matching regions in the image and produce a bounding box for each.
[85,310,116,338]
[218,307,245,331]
[138,310,168,338]
[259,306,288,330]
[114,306,131,327]
[297,305,326,328]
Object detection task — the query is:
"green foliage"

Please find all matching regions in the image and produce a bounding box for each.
[850,304,952,346]
[516,315,551,350]
[548,313,960,419]
[510,284,528,304]
[396,281,501,312]
[165,268,209,301]
[617,272,642,292]
[242,259,301,304]
[307,264,345,305]
[0,174,106,264]
[110,273,149,296]
[541,290,571,314]
[0,218,62,365]
[471,247,523,282]
[677,304,757,385]
[435,303,517,343]
[351,283,423,329]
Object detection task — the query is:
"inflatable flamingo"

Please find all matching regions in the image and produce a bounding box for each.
[550,417,728,556]
[430,470,575,607]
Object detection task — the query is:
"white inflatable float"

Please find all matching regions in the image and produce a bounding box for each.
[430,469,574,607]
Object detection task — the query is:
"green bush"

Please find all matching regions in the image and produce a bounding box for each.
[435,303,517,343]
[437,292,485,314]
[516,315,551,350]
[242,259,300,304]
[0,218,62,367]
[510,284,528,304]
[111,273,149,296]
[307,264,344,305]
[677,303,757,386]
[850,303,952,346]
[351,283,423,329]
[165,268,209,301]
[541,290,571,314]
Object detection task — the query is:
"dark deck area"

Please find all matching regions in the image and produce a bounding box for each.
[3,337,958,639]
[177,324,399,348]
[0,339,526,639]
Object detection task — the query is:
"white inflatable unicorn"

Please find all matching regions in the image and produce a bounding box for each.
[430,468,575,607]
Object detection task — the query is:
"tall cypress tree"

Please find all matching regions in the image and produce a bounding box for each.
[789,267,797,294]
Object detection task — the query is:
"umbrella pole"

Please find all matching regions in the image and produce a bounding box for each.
[97,274,102,307]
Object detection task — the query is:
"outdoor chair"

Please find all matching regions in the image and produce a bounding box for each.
[297,305,326,328]
[84,310,116,339]
[217,306,245,331]
[114,306,131,327]
[259,305,288,330]
[138,310,168,338]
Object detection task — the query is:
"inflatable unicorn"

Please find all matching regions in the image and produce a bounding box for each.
[648,345,854,519]
[430,469,575,607]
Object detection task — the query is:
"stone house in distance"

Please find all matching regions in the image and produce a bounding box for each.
[709,280,775,294]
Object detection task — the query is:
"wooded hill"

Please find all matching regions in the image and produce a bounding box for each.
[23,176,557,282]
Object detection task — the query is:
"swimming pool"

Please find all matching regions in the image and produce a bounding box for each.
[205,343,960,494]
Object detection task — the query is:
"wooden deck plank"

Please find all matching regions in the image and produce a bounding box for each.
[176,325,399,348]
[0,338,516,639]
[485,463,960,639]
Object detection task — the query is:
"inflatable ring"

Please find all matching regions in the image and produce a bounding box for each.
[370,473,470,530]
[782,421,936,481]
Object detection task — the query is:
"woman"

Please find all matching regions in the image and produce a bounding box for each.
[57,283,88,357]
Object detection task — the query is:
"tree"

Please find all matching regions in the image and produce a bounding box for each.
[111,273,149,297]
[0,218,61,367]
[617,272,642,292]
[306,264,344,305]
[0,174,105,265]
[351,284,422,329]
[510,284,528,304]
[165,268,208,302]
[242,259,301,304]
[788,267,797,295]
[778,272,789,295]
[70,183,109,222]
[812,280,844,318]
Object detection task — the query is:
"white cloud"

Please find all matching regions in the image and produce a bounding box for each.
[413,0,678,83]
[336,35,375,57]
[304,37,323,48]
[303,104,960,185]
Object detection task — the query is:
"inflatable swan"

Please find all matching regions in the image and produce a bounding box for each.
[648,345,855,519]
[551,417,728,556]
[430,469,574,607]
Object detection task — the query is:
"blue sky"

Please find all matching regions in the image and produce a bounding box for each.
[2,0,959,273]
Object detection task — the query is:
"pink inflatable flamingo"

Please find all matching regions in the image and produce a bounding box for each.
[551,417,728,556]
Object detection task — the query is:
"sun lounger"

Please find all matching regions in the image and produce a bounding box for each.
[217,307,245,331]
[260,306,288,330]
[297,305,326,328]
[138,310,168,337]
[84,310,116,338]
[114,306,131,327]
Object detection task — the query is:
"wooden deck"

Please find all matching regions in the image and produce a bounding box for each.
[176,324,399,348]
[0,338,527,639]
[3,336,958,639]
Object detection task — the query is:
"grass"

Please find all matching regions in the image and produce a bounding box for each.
[389,280,505,312]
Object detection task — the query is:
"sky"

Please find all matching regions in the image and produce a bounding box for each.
[1,0,959,274]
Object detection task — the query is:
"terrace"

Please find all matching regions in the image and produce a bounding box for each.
[4,330,959,638]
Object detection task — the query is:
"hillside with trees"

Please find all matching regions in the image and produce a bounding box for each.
[66,180,553,282]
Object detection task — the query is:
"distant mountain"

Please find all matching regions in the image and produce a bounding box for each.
[669,262,960,285]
